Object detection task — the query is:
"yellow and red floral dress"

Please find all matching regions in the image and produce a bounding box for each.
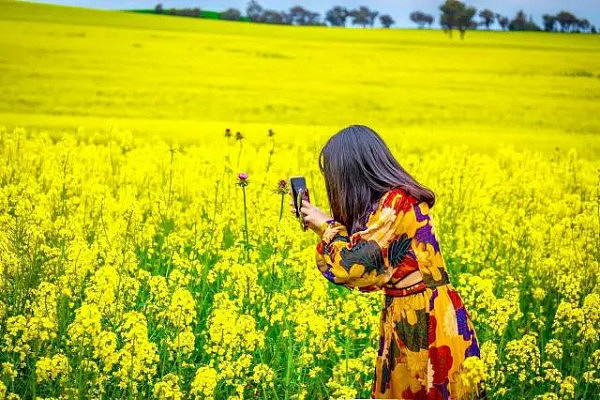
[315,187,484,399]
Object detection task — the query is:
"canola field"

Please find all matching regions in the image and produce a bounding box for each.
[1,1,600,399]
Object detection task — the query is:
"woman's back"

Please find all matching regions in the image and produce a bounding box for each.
[377,188,452,292]
[316,187,451,293]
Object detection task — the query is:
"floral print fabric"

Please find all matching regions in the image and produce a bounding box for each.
[315,188,484,399]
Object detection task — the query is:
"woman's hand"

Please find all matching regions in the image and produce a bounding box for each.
[299,200,332,234]
[288,197,332,235]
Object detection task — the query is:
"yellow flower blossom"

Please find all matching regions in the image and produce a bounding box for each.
[190,365,218,399]
[169,326,195,356]
[35,354,70,383]
[153,373,183,400]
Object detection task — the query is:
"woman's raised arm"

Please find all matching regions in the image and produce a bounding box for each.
[315,189,424,292]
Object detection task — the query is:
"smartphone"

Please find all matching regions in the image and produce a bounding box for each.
[290,176,310,230]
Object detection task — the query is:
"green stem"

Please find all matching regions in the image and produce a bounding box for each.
[266,139,275,172]
[279,194,284,222]
[345,331,349,386]
[242,185,249,261]
[209,179,219,246]
[284,333,294,400]
[237,141,243,167]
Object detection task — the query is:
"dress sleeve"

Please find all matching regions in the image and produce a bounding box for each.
[315,189,425,292]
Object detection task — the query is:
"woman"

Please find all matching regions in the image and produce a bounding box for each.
[290,125,484,399]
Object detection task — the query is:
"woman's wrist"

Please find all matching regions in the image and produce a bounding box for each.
[318,218,337,238]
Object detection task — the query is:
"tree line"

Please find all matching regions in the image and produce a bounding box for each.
[154,2,395,28]
[153,0,597,37]
[413,0,597,38]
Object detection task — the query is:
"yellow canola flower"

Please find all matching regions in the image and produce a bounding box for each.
[541,361,562,386]
[167,268,190,289]
[1,362,17,381]
[35,354,70,383]
[113,312,159,392]
[533,394,559,400]
[163,288,196,329]
[544,339,563,361]
[206,293,265,359]
[251,363,275,388]
[92,331,120,372]
[67,303,102,348]
[504,334,540,383]
[153,373,183,400]
[190,365,219,399]
[559,376,577,399]
[169,326,196,356]
[148,275,170,313]
[459,356,487,390]
[479,341,501,388]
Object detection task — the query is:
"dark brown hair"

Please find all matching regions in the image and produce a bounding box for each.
[318,124,435,234]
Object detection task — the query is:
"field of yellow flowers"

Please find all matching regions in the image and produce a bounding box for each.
[1,1,600,399]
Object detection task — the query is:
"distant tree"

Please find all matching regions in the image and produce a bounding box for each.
[410,11,434,28]
[592,25,597,34]
[280,11,293,24]
[423,14,434,27]
[368,9,379,27]
[306,10,322,25]
[261,10,286,24]
[556,11,578,32]
[439,0,476,39]
[246,1,263,22]
[478,8,494,29]
[577,18,590,32]
[508,10,527,30]
[508,10,541,31]
[379,14,395,28]
[325,6,349,26]
[349,6,378,28]
[439,0,460,36]
[154,3,163,14]
[221,8,241,21]
[456,6,477,38]
[528,15,541,31]
[288,6,305,24]
[349,8,367,27]
[409,11,421,27]
[288,6,320,25]
[175,8,199,17]
[495,13,509,30]
[542,14,557,31]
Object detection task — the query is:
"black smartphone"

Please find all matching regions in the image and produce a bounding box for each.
[290,176,310,230]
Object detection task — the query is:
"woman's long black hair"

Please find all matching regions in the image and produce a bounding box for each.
[319,124,435,235]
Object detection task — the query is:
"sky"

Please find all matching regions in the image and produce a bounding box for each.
[27,0,600,29]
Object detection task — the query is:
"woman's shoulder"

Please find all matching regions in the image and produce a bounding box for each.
[360,187,429,234]
[361,187,425,231]
[379,187,420,214]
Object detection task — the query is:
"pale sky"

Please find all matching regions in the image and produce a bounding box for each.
[28,0,600,28]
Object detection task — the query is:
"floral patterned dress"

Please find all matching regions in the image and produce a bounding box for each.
[315,187,484,399]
